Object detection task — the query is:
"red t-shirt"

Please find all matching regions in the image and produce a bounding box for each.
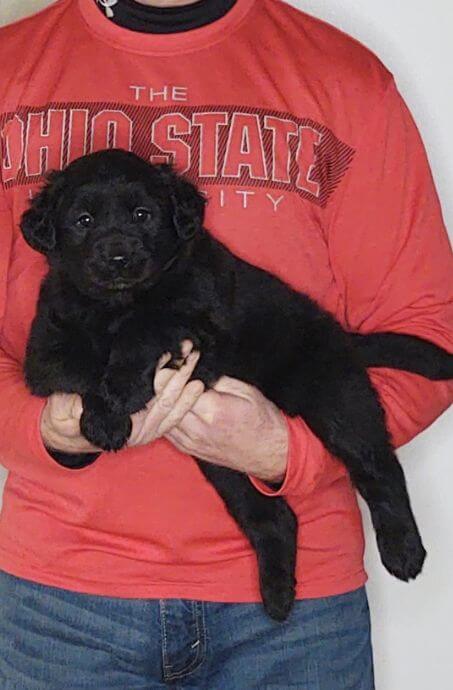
[0,0,451,601]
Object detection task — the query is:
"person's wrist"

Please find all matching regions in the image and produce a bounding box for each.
[266,464,286,485]
[260,451,287,484]
[252,412,288,483]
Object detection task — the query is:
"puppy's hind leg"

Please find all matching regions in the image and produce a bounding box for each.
[358,450,426,581]
[293,368,426,581]
[196,461,297,621]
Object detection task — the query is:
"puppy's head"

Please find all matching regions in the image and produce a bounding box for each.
[20,149,205,295]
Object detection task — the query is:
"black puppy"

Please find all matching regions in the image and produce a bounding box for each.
[21,149,453,621]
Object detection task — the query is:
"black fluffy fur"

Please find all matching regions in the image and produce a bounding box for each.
[21,149,453,621]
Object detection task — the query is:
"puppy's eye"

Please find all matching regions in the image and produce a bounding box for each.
[76,213,94,228]
[132,207,151,223]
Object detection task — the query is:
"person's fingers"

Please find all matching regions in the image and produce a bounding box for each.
[123,409,146,447]
[152,350,200,409]
[154,366,177,396]
[156,351,172,371]
[156,341,194,373]
[187,388,232,424]
[70,394,84,421]
[48,393,78,422]
[165,426,196,454]
[156,379,205,436]
[211,375,256,397]
[165,422,216,463]
[47,344,202,451]
[131,351,201,444]
[155,351,200,406]
[180,339,194,359]
[153,341,196,395]
[42,395,101,453]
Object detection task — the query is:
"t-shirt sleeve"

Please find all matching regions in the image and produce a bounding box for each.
[0,187,71,481]
[250,78,453,498]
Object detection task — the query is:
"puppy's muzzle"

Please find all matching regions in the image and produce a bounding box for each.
[89,234,150,288]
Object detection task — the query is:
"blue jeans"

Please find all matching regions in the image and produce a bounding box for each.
[0,570,374,689]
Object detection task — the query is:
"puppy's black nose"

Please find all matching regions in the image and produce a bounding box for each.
[109,254,129,269]
[93,235,144,276]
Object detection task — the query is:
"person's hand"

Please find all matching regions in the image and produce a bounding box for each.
[40,342,205,454]
[163,376,289,484]
[41,392,102,454]
[126,342,205,447]
[40,341,287,485]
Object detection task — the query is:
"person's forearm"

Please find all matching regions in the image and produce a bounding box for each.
[0,346,58,480]
[368,369,453,449]
[250,369,453,499]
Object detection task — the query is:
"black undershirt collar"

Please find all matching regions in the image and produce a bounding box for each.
[97,0,238,34]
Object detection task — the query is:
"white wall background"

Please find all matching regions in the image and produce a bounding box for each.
[0,1,452,688]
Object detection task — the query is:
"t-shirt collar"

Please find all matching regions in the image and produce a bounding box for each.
[78,0,257,55]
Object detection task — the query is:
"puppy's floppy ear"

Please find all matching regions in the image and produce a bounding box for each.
[158,165,206,240]
[20,169,66,254]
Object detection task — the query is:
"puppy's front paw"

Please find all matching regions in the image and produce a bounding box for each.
[80,394,132,451]
[81,408,132,451]
[100,371,152,416]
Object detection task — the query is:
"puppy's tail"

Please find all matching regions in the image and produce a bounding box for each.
[350,332,453,381]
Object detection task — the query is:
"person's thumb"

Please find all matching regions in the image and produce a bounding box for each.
[50,392,83,422]
[70,394,84,421]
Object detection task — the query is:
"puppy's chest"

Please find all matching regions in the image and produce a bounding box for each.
[58,307,116,362]
[54,285,124,323]
[81,303,220,354]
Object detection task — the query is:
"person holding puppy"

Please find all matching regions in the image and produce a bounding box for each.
[0,1,452,688]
